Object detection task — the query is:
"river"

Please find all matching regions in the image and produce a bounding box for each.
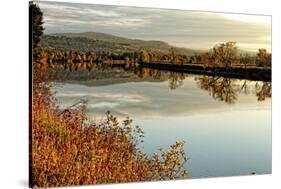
[53,67,271,178]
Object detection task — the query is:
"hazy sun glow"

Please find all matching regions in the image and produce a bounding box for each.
[212,12,271,25]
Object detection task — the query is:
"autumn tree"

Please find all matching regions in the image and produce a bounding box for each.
[256,49,271,67]
[210,42,240,68]
[161,54,170,63]
[240,53,254,68]
[181,55,190,64]
[139,49,150,63]
[201,52,212,68]
[169,48,178,64]
[190,53,202,64]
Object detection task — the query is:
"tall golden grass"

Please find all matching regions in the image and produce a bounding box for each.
[31,61,188,187]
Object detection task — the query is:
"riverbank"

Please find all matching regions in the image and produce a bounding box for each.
[139,62,271,82]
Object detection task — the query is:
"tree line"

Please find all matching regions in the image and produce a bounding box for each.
[38,41,271,70]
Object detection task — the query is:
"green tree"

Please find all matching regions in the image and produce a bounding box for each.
[30,2,44,53]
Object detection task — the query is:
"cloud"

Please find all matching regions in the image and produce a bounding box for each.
[38,1,271,52]
[87,9,120,18]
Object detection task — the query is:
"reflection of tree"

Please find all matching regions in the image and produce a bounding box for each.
[148,69,163,80]
[238,80,272,101]
[196,76,272,103]
[196,76,238,104]
[136,67,150,79]
[135,68,162,80]
[135,68,187,90]
[255,82,272,101]
[239,80,250,95]
[168,72,186,90]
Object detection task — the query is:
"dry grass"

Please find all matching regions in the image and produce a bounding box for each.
[31,62,188,188]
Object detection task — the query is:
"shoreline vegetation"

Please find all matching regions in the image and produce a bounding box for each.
[30,2,188,187]
[38,41,271,81]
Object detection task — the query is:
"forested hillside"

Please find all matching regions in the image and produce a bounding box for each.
[41,32,201,55]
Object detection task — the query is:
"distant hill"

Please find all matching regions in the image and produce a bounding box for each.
[51,32,143,44]
[41,32,202,55]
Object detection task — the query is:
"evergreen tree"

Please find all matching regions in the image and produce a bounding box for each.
[30,2,44,52]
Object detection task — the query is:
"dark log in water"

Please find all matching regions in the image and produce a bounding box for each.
[139,62,271,82]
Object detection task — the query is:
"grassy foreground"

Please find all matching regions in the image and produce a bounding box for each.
[31,62,188,187]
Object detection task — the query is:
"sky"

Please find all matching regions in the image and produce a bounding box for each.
[38,1,271,52]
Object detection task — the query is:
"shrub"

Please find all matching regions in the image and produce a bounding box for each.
[31,91,188,187]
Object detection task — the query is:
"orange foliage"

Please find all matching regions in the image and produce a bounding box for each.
[31,61,188,187]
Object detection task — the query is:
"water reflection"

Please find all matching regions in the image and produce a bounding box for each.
[53,66,272,178]
[54,66,271,104]
[168,72,186,90]
[135,68,271,103]
[133,68,271,103]
[195,76,238,104]
[195,76,272,103]
[255,82,272,101]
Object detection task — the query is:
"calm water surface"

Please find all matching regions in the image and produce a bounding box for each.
[54,68,271,178]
